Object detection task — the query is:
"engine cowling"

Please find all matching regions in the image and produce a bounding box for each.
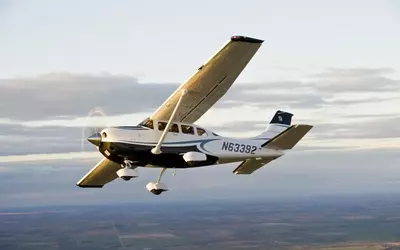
[183,151,207,166]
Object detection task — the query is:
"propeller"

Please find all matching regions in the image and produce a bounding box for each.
[81,107,109,152]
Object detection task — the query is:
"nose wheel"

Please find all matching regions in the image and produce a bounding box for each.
[146,168,168,195]
[116,158,138,181]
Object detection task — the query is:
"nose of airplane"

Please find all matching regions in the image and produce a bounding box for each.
[87,133,102,146]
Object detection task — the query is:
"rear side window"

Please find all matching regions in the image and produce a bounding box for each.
[181,125,194,135]
[197,128,207,136]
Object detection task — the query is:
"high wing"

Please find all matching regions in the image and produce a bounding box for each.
[146,35,264,124]
[233,124,313,174]
[76,158,122,188]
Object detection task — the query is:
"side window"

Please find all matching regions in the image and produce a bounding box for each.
[181,125,194,135]
[169,123,179,133]
[197,128,207,136]
[158,121,167,131]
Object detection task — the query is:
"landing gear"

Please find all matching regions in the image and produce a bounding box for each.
[146,168,168,195]
[116,159,138,181]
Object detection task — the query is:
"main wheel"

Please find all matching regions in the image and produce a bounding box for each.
[116,168,138,181]
[121,176,133,181]
[150,189,164,195]
[146,182,168,195]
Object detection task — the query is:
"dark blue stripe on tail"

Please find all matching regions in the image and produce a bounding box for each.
[269,110,293,126]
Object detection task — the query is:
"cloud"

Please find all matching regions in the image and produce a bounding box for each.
[312,67,395,79]
[311,67,400,93]
[0,68,399,158]
[216,84,325,110]
[0,151,99,163]
[213,68,400,114]
[1,148,400,207]
[1,68,399,123]
[0,124,85,155]
[0,73,176,120]
[0,67,400,207]
[313,116,400,139]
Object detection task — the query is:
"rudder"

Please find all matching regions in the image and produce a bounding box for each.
[255,110,293,139]
[269,110,293,126]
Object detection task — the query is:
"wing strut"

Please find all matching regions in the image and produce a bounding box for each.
[151,89,187,155]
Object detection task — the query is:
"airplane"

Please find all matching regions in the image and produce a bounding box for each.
[77,35,313,195]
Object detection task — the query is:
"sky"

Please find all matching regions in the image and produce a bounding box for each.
[0,0,400,207]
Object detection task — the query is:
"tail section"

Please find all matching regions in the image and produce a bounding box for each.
[253,110,312,149]
[255,110,293,139]
[266,110,293,133]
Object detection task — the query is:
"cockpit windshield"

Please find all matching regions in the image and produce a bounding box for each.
[141,119,154,129]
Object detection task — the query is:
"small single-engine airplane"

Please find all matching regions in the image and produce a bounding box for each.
[77,35,313,195]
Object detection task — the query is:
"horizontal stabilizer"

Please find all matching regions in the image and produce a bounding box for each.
[261,124,313,150]
[233,156,280,175]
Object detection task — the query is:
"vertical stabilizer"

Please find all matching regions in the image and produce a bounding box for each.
[255,110,293,140]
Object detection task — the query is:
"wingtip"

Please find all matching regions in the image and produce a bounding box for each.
[76,183,104,188]
[300,124,314,129]
[231,35,264,44]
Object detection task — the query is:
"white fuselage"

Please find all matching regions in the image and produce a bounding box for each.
[97,120,284,168]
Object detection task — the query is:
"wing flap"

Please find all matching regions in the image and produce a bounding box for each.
[148,36,264,124]
[261,124,313,150]
[233,156,280,175]
[76,158,122,188]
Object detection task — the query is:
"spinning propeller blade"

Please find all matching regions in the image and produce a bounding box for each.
[81,107,110,152]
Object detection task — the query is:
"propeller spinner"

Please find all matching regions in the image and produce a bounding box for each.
[87,132,102,147]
